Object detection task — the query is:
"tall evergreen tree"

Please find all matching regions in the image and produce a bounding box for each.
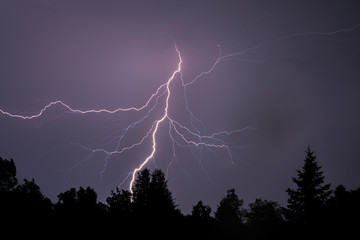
[132,168,151,213]
[286,147,332,224]
[148,169,177,215]
[132,169,178,217]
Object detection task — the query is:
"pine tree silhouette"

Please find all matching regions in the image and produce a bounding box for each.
[286,146,332,224]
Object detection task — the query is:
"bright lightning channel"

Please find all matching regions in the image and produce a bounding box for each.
[1,23,359,195]
[128,43,182,194]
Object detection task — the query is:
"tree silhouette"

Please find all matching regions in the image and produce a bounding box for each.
[57,187,77,207]
[0,157,19,222]
[0,157,18,192]
[106,187,132,219]
[215,188,245,225]
[57,186,98,208]
[132,168,178,217]
[324,185,360,237]
[15,178,51,205]
[125,169,181,236]
[0,157,52,233]
[148,169,177,216]
[246,199,284,226]
[14,178,53,220]
[246,199,285,239]
[132,168,151,214]
[188,200,223,239]
[53,186,108,236]
[215,188,246,238]
[286,146,332,224]
[2,155,360,239]
[55,186,104,222]
[191,200,212,220]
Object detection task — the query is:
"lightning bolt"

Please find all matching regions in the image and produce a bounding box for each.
[1,23,359,196]
[0,40,246,196]
[128,43,183,194]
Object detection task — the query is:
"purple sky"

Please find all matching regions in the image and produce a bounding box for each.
[1,0,360,213]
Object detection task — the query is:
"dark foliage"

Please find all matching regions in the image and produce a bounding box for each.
[215,188,245,224]
[106,187,132,219]
[191,200,212,220]
[0,158,52,236]
[245,199,285,239]
[0,157,17,192]
[54,186,104,219]
[286,146,332,224]
[215,188,246,238]
[322,185,360,237]
[0,147,359,239]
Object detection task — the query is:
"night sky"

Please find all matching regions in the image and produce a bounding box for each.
[1,0,360,213]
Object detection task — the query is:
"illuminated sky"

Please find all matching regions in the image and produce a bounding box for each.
[1,0,360,213]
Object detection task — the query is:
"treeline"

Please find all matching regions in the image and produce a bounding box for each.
[0,147,359,239]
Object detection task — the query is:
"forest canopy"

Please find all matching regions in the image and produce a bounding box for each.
[0,147,359,239]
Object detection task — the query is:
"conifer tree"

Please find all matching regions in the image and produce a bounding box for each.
[286,147,332,223]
